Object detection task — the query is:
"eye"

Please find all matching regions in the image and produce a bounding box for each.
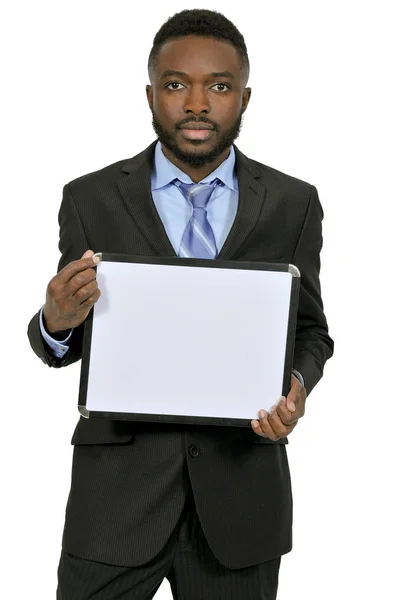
[212,83,230,92]
[165,82,185,90]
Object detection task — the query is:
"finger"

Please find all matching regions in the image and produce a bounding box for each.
[296,386,307,417]
[286,378,301,412]
[252,410,280,441]
[251,419,279,441]
[283,390,306,424]
[78,286,101,309]
[68,267,98,297]
[72,279,99,305]
[268,404,297,438]
[57,254,100,286]
[276,396,300,425]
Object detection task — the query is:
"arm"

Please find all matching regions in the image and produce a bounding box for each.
[39,305,73,358]
[252,185,333,439]
[291,185,334,395]
[27,184,93,368]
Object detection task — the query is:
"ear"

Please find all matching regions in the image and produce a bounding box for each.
[242,87,252,114]
[146,85,153,109]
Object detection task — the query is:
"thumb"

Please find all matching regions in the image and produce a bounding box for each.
[81,249,95,259]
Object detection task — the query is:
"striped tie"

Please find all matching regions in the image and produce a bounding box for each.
[174,178,222,259]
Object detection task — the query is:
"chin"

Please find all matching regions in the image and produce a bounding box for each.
[182,145,221,161]
[179,139,215,151]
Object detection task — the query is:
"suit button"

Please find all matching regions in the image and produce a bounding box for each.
[189,445,200,458]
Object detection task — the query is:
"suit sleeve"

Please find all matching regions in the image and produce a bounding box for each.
[27,183,89,368]
[291,185,334,395]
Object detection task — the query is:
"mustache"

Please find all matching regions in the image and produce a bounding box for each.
[175,117,219,131]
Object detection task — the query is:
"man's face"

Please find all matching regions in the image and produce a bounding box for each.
[146,36,251,167]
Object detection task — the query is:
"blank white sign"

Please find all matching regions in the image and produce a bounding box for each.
[85,260,294,421]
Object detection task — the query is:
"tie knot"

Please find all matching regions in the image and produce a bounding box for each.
[174,178,221,209]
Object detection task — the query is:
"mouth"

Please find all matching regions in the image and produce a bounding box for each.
[178,124,215,141]
[180,129,214,141]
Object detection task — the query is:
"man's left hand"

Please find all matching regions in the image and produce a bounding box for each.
[251,374,307,441]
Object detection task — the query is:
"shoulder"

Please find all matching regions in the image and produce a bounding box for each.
[249,160,314,197]
[235,146,314,196]
[253,160,312,190]
[66,157,131,198]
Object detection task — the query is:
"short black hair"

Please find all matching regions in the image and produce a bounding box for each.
[148,9,250,83]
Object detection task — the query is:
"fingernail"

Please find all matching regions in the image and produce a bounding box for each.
[251,420,258,428]
[288,401,295,411]
[93,252,102,264]
[259,410,266,419]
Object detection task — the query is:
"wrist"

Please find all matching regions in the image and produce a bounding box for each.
[42,309,71,339]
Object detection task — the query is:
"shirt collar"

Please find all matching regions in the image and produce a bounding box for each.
[151,140,237,192]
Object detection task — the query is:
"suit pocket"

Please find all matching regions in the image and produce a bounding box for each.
[71,417,135,445]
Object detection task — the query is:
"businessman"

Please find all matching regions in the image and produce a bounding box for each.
[28,8,334,600]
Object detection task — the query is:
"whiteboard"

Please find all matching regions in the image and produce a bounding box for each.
[78,255,300,427]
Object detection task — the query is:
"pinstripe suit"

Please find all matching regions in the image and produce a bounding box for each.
[28,141,333,591]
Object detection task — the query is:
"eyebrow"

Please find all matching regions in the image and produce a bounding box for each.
[160,70,235,79]
[209,71,235,79]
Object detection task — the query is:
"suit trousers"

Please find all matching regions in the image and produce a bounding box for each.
[56,483,282,600]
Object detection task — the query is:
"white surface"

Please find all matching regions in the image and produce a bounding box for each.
[5,1,397,598]
[86,261,293,419]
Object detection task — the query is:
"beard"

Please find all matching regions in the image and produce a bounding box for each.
[151,108,243,168]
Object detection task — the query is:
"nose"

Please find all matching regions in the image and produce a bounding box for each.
[183,84,210,115]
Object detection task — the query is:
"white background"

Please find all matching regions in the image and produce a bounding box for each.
[1,1,397,598]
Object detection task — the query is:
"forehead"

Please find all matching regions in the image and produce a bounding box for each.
[154,35,242,78]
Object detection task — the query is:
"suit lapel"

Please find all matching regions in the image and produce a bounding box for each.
[117,141,266,260]
[117,141,177,256]
[217,145,266,259]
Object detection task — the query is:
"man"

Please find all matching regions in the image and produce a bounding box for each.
[28,8,333,600]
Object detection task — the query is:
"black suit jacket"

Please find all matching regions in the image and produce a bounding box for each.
[28,141,333,568]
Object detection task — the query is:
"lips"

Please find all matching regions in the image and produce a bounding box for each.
[180,123,214,130]
[179,122,215,141]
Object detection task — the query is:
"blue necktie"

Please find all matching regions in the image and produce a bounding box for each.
[174,178,222,259]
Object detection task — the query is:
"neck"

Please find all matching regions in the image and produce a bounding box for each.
[160,145,230,183]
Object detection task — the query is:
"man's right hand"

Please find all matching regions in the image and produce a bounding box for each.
[43,249,101,334]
